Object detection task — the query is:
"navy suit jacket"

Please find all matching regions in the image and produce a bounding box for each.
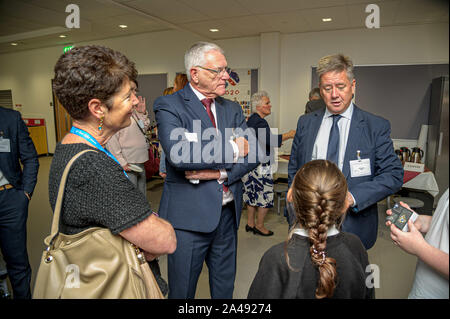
[288,105,403,249]
[154,85,259,233]
[0,107,39,194]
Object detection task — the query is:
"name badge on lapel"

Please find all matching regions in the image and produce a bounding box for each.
[0,137,11,153]
[350,150,371,177]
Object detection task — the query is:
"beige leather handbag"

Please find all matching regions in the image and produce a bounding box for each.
[33,150,163,299]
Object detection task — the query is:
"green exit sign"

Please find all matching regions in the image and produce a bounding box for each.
[63,45,74,53]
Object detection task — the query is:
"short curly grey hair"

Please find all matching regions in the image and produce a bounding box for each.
[184,42,225,81]
[251,90,270,113]
[316,54,354,83]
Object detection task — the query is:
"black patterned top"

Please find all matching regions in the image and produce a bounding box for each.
[48,143,151,235]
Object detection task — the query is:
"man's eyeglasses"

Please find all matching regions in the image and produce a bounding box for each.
[196,65,231,77]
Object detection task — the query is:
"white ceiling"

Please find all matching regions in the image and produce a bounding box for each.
[0,0,448,54]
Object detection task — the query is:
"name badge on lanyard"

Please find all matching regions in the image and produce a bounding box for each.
[70,127,128,178]
[350,150,371,177]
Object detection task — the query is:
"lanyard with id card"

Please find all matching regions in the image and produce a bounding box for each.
[0,131,11,153]
[350,150,371,178]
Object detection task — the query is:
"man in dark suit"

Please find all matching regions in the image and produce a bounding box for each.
[288,54,403,250]
[154,42,259,298]
[0,106,39,298]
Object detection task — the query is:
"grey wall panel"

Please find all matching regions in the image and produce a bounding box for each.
[251,69,258,96]
[136,73,168,127]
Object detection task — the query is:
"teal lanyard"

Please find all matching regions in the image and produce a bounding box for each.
[70,126,128,178]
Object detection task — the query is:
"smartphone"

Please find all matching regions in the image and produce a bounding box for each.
[386,203,419,232]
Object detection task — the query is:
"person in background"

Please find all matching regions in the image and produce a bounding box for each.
[0,106,39,299]
[48,45,176,297]
[288,53,403,249]
[386,189,449,299]
[242,91,295,236]
[173,73,188,92]
[159,74,188,179]
[309,87,321,101]
[248,160,374,299]
[154,42,258,299]
[162,87,174,97]
[107,81,150,197]
[305,87,326,114]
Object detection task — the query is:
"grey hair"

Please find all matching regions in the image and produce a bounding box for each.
[184,42,225,81]
[316,54,354,84]
[309,87,321,100]
[251,90,270,113]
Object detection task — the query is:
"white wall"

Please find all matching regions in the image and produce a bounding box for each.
[259,32,281,128]
[0,46,61,153]
[0,22,448,153]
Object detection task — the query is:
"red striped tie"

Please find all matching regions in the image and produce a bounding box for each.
[201,98,229,193]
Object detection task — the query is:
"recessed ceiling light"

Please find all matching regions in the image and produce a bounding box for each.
[119,24,128,29]
[209,28,219,32]
[59,35,67,38]
[322,18,332,22]
[11,42,18,46]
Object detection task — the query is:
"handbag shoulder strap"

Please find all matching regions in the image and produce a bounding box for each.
[49,149,98,239]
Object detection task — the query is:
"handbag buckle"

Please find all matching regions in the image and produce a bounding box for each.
[131,244,146,265]
[44,246,53,263]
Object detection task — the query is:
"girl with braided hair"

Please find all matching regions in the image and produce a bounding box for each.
[248,160,374,299]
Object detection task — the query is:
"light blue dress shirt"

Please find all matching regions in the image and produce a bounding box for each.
[312,102,354,171]
[311,102,356,206]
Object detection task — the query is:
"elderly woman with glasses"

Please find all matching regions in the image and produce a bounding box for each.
[242,91,296,236]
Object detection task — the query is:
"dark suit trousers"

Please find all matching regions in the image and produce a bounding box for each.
[167,202,237,299]
[0,188,32,299]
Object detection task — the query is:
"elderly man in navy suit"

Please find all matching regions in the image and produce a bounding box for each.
[0,106,39,298]
[154,42,259,298]
[288,54,403,250]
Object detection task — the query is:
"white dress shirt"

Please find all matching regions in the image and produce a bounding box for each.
[312,102,356,206]
[293,225,340,237]
[312,102,354,171]
[0,169,9,186]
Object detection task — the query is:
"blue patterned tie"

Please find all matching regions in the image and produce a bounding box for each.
[326,114,342,165]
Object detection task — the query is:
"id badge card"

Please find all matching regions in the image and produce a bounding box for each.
[350,158,371,177]
[0,137,11,152]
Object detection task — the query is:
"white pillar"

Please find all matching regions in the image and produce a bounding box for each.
[259,32,281,129]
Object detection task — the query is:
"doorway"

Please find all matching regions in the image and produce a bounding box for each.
[52,90,72,143]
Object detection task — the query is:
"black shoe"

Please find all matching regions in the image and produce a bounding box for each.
[253,227,274,236]
[245,224,254,233]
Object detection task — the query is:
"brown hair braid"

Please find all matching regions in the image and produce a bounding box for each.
[288,160,348,298]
